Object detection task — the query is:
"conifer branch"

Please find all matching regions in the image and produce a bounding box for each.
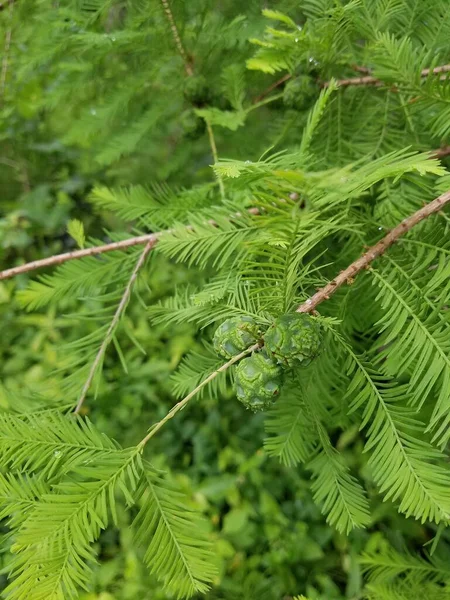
[253,64,450,103]
[139,191,450,434]
[73,240,155,415]
[323,64,450,88]
[137,189,450,445]
[1,182,448,282]
[0,210,260,282]
[160,0,193,76]
[296,190,450,313]
[0,233,161,281]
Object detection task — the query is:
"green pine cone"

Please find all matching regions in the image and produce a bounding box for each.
[235,352,283,411]
[213,316,260,359]
[264,313,322,367]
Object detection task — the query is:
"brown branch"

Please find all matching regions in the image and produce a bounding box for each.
[74,240,155,415]
[421,65,450,77]
[1,179,448,284]
[160,0,193,76]
[433,146,450,160]
[0,208,261,282]
[323,64,450,89]
[296,189,450,313]
[351,64,371,74]
[252,63,450,105]
[323,74,381,88]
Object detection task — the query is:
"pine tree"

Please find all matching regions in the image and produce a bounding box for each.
[1,1,450,599]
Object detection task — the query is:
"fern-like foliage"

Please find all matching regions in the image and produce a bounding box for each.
[5,450,140,600]
[361,544,450,599]
[0,411,120,477]
[0,413,217,600]
[4,1,450,597]
[89,183,216,230]
[134,468,217,598]
[170,341,233,400]
[17,246,141,311]
[265,359,370,534]
[264,396,315,466]
[307,418,371,534]
[339,337,450,523]
[370,265,450,445]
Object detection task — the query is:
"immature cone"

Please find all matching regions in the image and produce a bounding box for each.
[264,313,322,367]
[213,316,260,359]
[235,352,283,412]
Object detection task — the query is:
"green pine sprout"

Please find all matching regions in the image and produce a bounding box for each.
[213,316,261,359]
[264,313,322,367]
[235,352,283,411]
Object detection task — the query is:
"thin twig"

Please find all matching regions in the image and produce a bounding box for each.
[351,64,371,74]
[296,189,450,313]
[73,240,155,414]
[433,146,450,160]
[323,64,450,89]
[421,65,450,77]
[253,64,450,102]
[0,233,162,281]
[0,0,13,103]
[253,73,291,104]
[138,342,260,448]
[3,167,449,283]
[0,208,261,282]
[160,0,192,76]
[137,189,450,447]
[206,120,225,200]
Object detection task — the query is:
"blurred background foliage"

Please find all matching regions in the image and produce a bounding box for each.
[1,1,450,598]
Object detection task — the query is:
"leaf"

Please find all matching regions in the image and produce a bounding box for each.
[262,9,297,29]
[337,334,450,523]
[0,410,120,477]
[67,219,85,249]
[133,469,217,598]
[5,451,142,600]
[195,107,246,131]
[264,396,316,466]
[308,421,371,535]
